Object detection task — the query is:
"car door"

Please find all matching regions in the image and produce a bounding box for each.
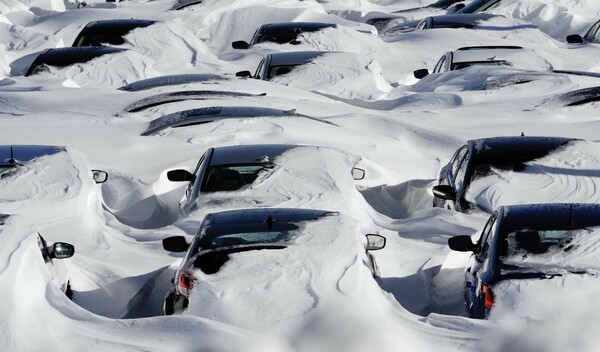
[439,145,468,210]
[180,149,213,214]
[466,214,498,316]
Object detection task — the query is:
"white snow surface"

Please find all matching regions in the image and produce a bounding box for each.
[0,0,600,351]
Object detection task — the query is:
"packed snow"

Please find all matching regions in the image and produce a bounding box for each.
[1,0,600,351]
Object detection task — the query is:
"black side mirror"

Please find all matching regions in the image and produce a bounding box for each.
[91,169,108,184]
[163,236,190,252]
[414,68,430,79]
[566,34,584,44]
[167,169,196,182]
[51,242,75,259]
[232,40,250,49]
[366,234,386,250]
[432,185,456,200]
[235,70,252,78]
[352,167,365,180]
[448,235,476,252]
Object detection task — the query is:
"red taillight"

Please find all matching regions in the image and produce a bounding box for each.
[480,283,495,310]
[178,273,192,290]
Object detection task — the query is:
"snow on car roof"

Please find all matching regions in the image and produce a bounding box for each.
[209,144,299,166]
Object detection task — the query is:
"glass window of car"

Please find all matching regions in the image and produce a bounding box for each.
[476,216,497,260]
[201,163,274,192]
[451,146,468,176]
[585,21,600,43]
[254,59,265,79]
[433,55,446,73]
[268,65,296,79]
[453,149,470,190]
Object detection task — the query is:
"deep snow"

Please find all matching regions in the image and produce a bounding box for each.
[1,0,600,351]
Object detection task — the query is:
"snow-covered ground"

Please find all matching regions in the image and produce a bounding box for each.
[1,0,600,351]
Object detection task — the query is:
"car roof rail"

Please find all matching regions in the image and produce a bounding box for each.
[456,45,523,51]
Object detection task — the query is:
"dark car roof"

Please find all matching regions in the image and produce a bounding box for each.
[118,74,222,91]
[25,46,126,76]
[123,90,267,113]
[500,203,600,232]
[470,136,575,162]
[209,144,299,166]
[79,19,156,34]
[259,22,337,32]
[425,13,499,28]
[0,145,64,167]
[201,208,335,239]
[268,51,327,66]
[141,106,299,135]
[557,85,600,106]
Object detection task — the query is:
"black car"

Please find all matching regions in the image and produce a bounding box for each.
[566,19,600,44]
[432,136,575,213]
[25,46,126,76]
[231,22,337,49]
[448,203,600,319]
[161,208,386,315]
[72,19,156,47]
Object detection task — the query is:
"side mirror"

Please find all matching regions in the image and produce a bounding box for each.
[51,242,75,259]
[167,169,196,182]
[566,34,584,44]
[365,234,386,250]
[91,169,108,184]
[232,40,250,49]
[162,236,190,252]
[352,167,365,180]
[413,68,430,79]
[432,185,456,201]
[448,235,476,252]
[235,70,252,78]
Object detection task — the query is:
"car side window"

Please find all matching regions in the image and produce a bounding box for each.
[254,59,265,79]
[476,216,497,260]
[433,55,446,73]
[453,149,470,191]
[186,154,205,199]
[451,146,468,176]
[585,21,600,43]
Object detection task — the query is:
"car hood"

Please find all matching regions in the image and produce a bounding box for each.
[183,215,382,335]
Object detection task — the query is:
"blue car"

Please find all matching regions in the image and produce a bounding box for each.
[448,203,600,319]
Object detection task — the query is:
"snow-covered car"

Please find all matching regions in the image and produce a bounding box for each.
[413,45,545,79]
[166,144,365,216]
[37,233,75,298]
[123,90,267,113]
[25,47,126,76]
[413,13,500,31]
[448,203,600,319]
[118,74,222,91]
[161,207,386,315]
[431,136,599,213]
[235,51,326,80]
[231,22,337,49]
[72,19,156,47]
[140,106,311,135]
[1,145,108,184]
[566,19,600,45]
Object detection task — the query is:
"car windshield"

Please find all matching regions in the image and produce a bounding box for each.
[501,227,600,272]
[202,164,274,192]
[451,60,509,70]
[207,230,298,248]
[74,33,125,47]
[257,28,299,44]
[268,65,298,79]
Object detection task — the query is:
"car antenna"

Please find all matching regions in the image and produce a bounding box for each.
[8,146,16,164]
[266,215,275,229]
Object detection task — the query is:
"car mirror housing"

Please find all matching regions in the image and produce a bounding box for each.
[235,70,252,78]
[566,34,584,44]
[448,235,476,252]
[91,169,108,184]
[162,236,190,252]
[167,169,196,182]
[413,68,430,79]
[352,167,365,180]
[432,185,456,200]
[51,242,75,259]
[232,40,250,49]
[366,234,386,250]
